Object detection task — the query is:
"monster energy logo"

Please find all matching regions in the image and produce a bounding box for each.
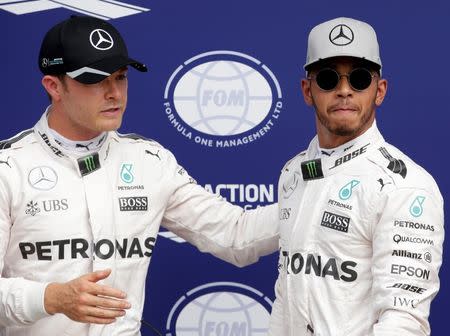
[78,153,100,176]
[84,156,96,172]
[301,159,323,180]
[306,161,317,177]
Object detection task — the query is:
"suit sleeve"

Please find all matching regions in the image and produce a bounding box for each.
[160,150,279,267]
[371,187,444,336]
[0,167,49,326]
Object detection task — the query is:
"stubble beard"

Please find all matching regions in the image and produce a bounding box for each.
[312,97,376,137]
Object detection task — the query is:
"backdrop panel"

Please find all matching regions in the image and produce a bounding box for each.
[1,1,448,335]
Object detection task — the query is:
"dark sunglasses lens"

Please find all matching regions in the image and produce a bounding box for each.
[349,68,373,90]
[315,69,339,90]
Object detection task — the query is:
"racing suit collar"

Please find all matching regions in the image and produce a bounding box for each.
[301,121,385,179]
[33,108,113,176]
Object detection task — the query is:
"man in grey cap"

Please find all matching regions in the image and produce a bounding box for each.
[270,17,443,335]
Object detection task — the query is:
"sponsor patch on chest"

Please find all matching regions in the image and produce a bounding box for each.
[320,211,350,233]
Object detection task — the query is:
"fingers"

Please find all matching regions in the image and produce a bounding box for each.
[82,269,127,300]
[90,295,131,310]
[54,270,132,325]
[84,269,112,282]
[84,305,127,319]
[90,283,127,300]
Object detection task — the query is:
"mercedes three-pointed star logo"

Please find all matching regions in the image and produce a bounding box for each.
[329,24,354,46]
[89,29,114,51]
[28,166,58,191]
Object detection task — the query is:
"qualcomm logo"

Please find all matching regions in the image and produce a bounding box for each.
[164,51,283,148]
[0,0,149,20]
[166,282,273,336]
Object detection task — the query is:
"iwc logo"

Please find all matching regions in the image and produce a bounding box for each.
[166,282,272,335]
[164,51,283,148]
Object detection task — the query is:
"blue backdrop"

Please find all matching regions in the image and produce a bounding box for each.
[1,1,448,335]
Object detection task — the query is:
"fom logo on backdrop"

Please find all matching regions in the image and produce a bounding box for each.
[166,282,273,336]
[164,51,283,148]
[0,0,149,20]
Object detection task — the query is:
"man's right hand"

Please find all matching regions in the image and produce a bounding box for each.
[44,269,131,324]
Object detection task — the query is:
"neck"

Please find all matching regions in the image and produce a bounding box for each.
[47,105,101,141]
[316,117,375,149]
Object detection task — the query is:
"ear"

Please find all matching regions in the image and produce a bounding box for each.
[375,78,387,107]
[41,75,65,102]
[301,78,314,106]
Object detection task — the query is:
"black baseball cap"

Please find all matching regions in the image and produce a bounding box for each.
[39,15,147,84]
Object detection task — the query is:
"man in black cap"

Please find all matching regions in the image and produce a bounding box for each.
[0,16,278,336]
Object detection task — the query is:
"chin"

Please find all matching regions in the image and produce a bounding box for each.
[97,123,121,133]
[326,119,359,136]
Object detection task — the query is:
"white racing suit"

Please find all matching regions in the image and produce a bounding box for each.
[0,112,279,336]
[270,122,444,336]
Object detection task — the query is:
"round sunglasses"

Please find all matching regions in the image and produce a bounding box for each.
[308,68,377,91]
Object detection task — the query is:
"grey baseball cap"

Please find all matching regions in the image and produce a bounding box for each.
[304,17,382,72]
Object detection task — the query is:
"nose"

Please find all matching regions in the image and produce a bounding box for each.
[335,74,353,98]
[104,78,122,100]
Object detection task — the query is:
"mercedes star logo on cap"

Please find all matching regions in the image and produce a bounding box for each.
[329,24,354,46]
[28,166,58,190]
[89,29,114,51]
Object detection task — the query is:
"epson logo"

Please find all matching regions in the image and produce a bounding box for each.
[387,283,427,294]
[280,251,357,282]
[321,211,350,233]
[119,196,148,211]
[19,237,156,261]
[391,264,430,280]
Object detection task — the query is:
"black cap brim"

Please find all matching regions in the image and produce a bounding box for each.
[66,54,148,84]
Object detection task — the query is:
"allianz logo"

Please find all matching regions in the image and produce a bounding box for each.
[0,0,149,20]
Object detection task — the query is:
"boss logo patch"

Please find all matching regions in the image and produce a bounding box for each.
[321,211,350,233]
[119,197,148,211]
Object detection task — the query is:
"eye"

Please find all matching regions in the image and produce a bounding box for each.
[117,72,128,80]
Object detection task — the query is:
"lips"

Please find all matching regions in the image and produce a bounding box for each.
[329,103,358,114]
[100,107,122,117]
[101,107,120,113]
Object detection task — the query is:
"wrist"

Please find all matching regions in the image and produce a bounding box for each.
[44,282,62,315]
